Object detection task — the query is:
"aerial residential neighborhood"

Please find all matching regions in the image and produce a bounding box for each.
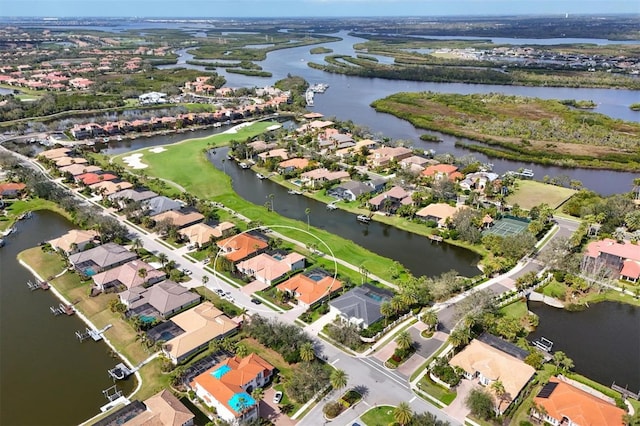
[0,6,639,426]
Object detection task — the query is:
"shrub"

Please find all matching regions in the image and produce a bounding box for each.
[323,401,343,419]
[431,357,462,386]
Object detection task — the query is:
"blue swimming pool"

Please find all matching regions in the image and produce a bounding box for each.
[140,315,156,324]
[160,331,175,341]
[84,267,97,276]
[307,273,324,282]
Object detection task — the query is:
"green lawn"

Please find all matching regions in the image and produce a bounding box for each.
[113,122,400,283]
[417,376,457,405]
[506,179,576,210]
[539,280,568,299]
[361,405,396,426]
[499,299,529,320]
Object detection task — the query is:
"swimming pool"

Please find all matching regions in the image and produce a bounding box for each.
[139,315,156,324]
[84,267,97,276]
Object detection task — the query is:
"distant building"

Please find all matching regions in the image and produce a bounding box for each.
[0,182,27,198]
[139,92,167,105]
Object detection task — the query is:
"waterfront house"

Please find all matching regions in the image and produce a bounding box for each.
[108,189,158,210]
[415,203,465,228]
[329,283,394,329]
[38,147,71,160]
[531,376,625,426]
[237,252,306,286]
[0,182,26,198]
[367,146,412,167]
[459,171,500,192]
[300,168,350,189]
[179,222,236,247]
[217,233,269,263]
[54,156,88,168]
[449,337,535,415]
[138,91,167,105]
[399,155,432,172]
[90,180,134,196]
[276,272,342,308]
[151,210,205,230]
[191,353,274,425]
[76,172,118,186]
[92,259,165,292]
[421,164,464,181]
[247,140,278,153]
[58,163,102,177]
[368,186,412,212]
[327,180,375,202]
[48,229,100,255]
[162,302,239,364]
[123,390,195,426]
[582,238,640,282]
[143,196,183,217]
[119,279,200,321]
[258,148,289,161]
[68,242,137,277]
[277,157,310,174]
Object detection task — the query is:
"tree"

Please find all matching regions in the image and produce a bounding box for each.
[251,387,264,402]
[395,330,413,351]
[490,380,507,408]
[299,342,315,363]
[137,268,148,281]
[305,207,311,230]
[465,388,494,420]
[421,310,438,331]
[158,252,168,268]
[329,368,348,391]
[394,402,413,426]
[449,327,471,348]
[202,275,209,285]
[553,351,574,372]
[380,301,394,325]
[132,237,143,254]
[525,350,545,370]
[236,343,248,358]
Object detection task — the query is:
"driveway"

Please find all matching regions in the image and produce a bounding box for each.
[373,340,397,363]
[443,378,476,422]
[241,279,269,296]
[396,353,426,377]
[261,387,297,426]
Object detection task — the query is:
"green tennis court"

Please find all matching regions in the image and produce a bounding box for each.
[484,217,530,237]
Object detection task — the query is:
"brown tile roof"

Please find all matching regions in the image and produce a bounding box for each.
[89,180,133,195]
[77,172,117,186]
[217,234,268,263]
[278,158,310,170]
[39,147,71,160]
[58,164,102,176]
[54,156,88,167]
[237,252,305,283]
[124,389,194,426]
[165,302,238,361]
[450,339,535,412]
[48,229,99,253]
[534,377,625,426]
[91,259,165,290]
[152,210,204,229]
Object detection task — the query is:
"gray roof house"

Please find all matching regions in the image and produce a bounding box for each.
[327,180,374,201]
[68,243,137,277]
[329,283,394,329]
[109,189,158,209]
[143,196,183,217]
[119,280,200,320]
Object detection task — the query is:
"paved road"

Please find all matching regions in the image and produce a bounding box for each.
[3,146,580,426]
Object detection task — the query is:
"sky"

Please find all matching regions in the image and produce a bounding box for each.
[1,0,638,18]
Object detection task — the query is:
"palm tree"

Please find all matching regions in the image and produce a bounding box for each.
[380,301,394,326]
[299,342,315,363]
[329,368,348,391]
[202,275,209,285]
[157,252,168,268]
[491,380,507,409]
[395,331,413,351]
[251,387,264,402]
[235,343,248,358]
[449,327,471,348]
[305,207,311,230]
[137,268,148,281]
[421,310,438,331]
[553,351,574,372]
[393,402,413,426]
[132,237,143,255]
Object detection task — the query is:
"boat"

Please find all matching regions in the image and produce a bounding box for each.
[326,203,337,210]
[305,90,314,107]
[256,173,266,179]
[288,189,302,195]
[108,363,133,380]
[116,136,123,141]
[103,137,110,142]
[239,162,250,169]
[356,214,371,223]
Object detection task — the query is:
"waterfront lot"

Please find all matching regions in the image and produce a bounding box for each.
[506,179,576,210]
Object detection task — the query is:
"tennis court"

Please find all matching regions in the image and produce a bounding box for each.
[483,217,530,237]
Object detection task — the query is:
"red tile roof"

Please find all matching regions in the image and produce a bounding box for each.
[77,172,117,186]
[217,234,268,262]
[585,238,640,262]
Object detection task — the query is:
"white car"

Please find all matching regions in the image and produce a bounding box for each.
[273,391,283,404]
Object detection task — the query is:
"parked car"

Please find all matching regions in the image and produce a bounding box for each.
[251,298,262,305]
[182,269,192,276]
[273,391,283,404]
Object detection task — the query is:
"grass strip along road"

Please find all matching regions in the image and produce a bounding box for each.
[113,121,400,283]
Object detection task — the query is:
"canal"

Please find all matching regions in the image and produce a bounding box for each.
[207,146,481,278]
[529,301,640,391]
[0,211,135,426]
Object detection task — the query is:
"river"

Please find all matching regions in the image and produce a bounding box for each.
[207,146,481,278]
[0,211,135,426]
[529,301,640,391]
[159,31,640,196]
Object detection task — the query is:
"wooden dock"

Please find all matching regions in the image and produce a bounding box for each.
[50,303,74,316]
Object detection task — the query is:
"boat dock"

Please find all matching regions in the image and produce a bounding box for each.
[326,202,337,210]
[289,189,303,195]
[27,279,50,291]
[108,363,134,381]
[76,324,112,342]
[50,303,74,316]
[357,214,371,223]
